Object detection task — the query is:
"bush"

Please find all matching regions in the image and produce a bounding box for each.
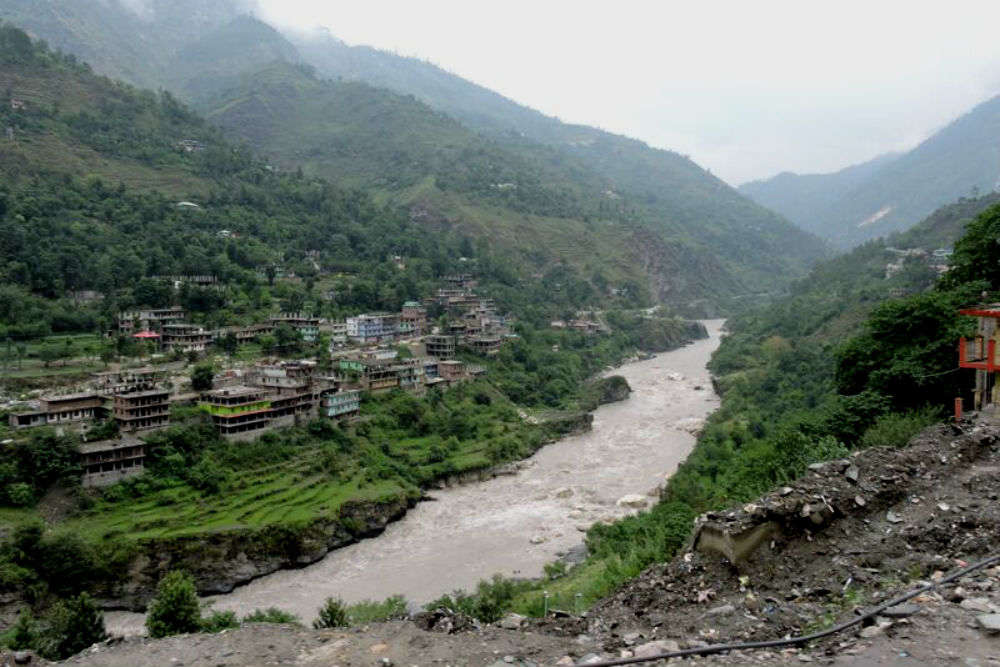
[8,609,38,650]
[313,597,348,629]
[146,571,201,638]
[243,607,301,625]
[860,408,940,450]
[190,363,214,391]
[39,593,107,660]
[200,610,238,633]
[345,595,408,624]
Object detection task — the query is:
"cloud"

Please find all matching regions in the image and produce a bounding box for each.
[255,0,1000,183]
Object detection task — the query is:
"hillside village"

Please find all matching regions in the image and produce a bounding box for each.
[0,271,566,488]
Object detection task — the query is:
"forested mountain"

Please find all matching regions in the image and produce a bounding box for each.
[0,1,828,314]
[739,152,900,238]
[740,96,1000,248]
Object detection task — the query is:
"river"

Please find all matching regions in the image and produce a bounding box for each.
[108,319,724,634]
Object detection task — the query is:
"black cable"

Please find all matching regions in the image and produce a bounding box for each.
[574,553,1000,667]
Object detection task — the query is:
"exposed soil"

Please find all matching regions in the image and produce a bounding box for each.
[20,417,1000,666]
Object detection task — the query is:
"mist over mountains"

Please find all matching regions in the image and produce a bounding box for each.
[741,95,1000,248]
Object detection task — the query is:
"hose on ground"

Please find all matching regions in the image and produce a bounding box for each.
[574,552,1000,667]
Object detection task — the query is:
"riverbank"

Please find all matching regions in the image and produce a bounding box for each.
[106,320,725,633]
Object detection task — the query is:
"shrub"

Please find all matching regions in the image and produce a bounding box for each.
[860,408,940,450]
[346,595,408,624]
[146,571,202,638]
[190,363,214,392]
[313,597,348,629]
[39,593,107,660]
[8,609,38,650]
[243,607,301,625]
[200,610,238,633]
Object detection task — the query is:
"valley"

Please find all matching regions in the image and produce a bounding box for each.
[103,321,722,634]
[0,3,999,666]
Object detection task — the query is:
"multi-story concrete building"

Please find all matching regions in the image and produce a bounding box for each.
[114,306,186,336]
[161,323,212,353]
[347,313,400,344]
[8,393,106,430]
[216,323,275,344]
[425,335,456,360]
[92,367,165,397]
[323,390,361,421]
[199,386,274,440]
[80,435,146,487]
[393,359,426,395]
[114,389,170,432]
[465,335,503,357]
[400,302,427,338]
[438,360,467,385]
[270,313,321,342]
[358,360,399,393]
[322,321,348,346]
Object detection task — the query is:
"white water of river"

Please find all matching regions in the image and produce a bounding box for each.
[107,320,724,634]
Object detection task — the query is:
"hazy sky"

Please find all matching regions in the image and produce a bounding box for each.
[255,1,1000,185]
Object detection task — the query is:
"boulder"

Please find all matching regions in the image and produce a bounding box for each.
[616,494,649,509]
[499,613,526,630]
[976,614,1000,633]
[633,640,680,658]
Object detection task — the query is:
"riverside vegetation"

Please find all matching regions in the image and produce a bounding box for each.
[406,196,1000,622]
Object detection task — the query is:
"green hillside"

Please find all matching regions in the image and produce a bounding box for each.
[0,2,829,314]
[0,25,673,342]
[740,96,1000,248]
[739,152,900,237]
[291,27,830,292]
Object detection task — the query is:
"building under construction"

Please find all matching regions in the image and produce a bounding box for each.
[958,306,1000,410]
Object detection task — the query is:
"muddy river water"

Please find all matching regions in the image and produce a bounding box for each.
[108,320,724,634]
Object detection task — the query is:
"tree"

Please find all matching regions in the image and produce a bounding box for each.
[146,570,202,638]
[99,343,116,367]
[191,363,214,392]
[218,333,238,356]
[39,344,61,368]
[9,609,38,650]
[40,593,107,660]
[313,597,348,629]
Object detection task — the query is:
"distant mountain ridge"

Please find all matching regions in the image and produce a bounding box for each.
[740,95,1000,248]
[0,0,829,313]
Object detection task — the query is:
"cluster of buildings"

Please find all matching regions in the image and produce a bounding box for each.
[113,308,323,353]
[199,360,360,441]
[111,274,515,360]
[13,274,516,488]
[884,247,953,280]
[550,311,610,334]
